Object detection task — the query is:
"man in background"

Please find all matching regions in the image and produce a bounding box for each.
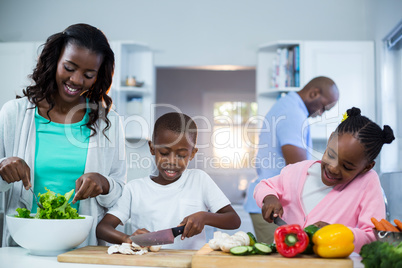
[244,76,339,243]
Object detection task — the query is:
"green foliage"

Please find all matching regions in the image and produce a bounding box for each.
[15,188,83,219]
[35,188,82,219]
[360,240,402,268]
[15,208,33,218]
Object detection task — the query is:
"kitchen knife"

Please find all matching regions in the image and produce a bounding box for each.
[130,225,185,247]
[270,212,287,226]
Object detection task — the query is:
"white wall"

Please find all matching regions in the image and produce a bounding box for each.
[0,0,384,67]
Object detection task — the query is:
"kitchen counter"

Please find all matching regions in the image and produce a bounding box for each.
[0,246,365,268]
[0,247,158,268]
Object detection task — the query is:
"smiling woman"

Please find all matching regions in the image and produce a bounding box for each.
[54,43,103,107]
[0,23,126,247]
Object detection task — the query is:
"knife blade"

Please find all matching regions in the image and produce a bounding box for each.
[130,225,185,247]
[270,212,287,226]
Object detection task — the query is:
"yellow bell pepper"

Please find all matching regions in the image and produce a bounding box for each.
[312,224,354,258]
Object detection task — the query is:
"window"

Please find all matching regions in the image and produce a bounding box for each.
[212,101,258,169]
[380,20,402,173]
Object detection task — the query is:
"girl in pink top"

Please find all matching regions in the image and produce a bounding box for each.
[254,107,395,252]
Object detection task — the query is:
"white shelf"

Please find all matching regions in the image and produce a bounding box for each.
[110,41,155,140]
[117,86,150,95]
[258,87,300,97]
[257,41,303,97]
[258,40,302,51]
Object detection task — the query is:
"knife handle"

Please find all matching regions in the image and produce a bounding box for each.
[172,225,185,238]
[270,211,280,222]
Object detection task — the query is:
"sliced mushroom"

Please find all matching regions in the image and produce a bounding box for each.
[107,244,120,255]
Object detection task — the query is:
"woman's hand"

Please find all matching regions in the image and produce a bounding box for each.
[72,172,110,203]
[0,157,31,189]
[261,194,283,223]
[179,212,207,239]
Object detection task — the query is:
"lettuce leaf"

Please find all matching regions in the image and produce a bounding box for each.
[16,188,83,219]
[15,208,34,218]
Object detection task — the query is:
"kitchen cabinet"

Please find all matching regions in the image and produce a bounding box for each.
[110,41,156,140]
[256,40,375,156]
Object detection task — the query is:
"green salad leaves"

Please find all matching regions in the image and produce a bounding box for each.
[15,208,33,218]
[16,188,83,219]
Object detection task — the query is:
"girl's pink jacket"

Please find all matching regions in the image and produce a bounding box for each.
[254,160,385,253]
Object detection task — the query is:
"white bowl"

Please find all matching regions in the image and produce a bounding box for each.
[6,214,93,256]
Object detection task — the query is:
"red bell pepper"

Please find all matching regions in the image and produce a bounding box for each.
[274,224,309,257]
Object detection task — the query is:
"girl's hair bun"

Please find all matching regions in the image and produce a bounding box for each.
[382,125,395,144]
[347,107,361,117]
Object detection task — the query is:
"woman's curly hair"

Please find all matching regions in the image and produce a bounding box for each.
[20,23,115,137]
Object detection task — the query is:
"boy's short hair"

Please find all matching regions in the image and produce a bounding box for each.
[153,112,198,146]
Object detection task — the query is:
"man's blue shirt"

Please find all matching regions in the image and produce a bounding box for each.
[244,91,312,213]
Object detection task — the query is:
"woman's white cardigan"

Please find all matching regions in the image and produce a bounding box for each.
[0,98,127,247]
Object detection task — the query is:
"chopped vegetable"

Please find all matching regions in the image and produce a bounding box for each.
[312,224,354,258]
[247,232,257,246]
[15,208,33,218]
[246,246,254,254]
[229,243,272,256]
[233,231,250,246]
[253,243,272,255]
[208,238,221,250]
[36,188,82,219]
[303,224,320,254]
[360,241,402,268]
[266,242,277,253]
[15,188,83,219]
[230,246,249,255]
[274,224,309,257]
[209,231,253,251]
[149,245,162,252]
[220,237,241,252]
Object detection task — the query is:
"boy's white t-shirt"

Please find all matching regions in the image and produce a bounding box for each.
[108,169,231,250]
[302,162,333,215]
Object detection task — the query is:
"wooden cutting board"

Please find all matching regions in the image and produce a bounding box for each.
[57,246,196,267]
[191,244,353,268]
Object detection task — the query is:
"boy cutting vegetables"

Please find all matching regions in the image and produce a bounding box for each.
[97,112,241,250]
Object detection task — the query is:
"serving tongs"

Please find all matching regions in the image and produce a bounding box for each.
[29,187,44,209]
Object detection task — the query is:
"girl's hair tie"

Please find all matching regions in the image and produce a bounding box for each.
[341,112,348,122]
